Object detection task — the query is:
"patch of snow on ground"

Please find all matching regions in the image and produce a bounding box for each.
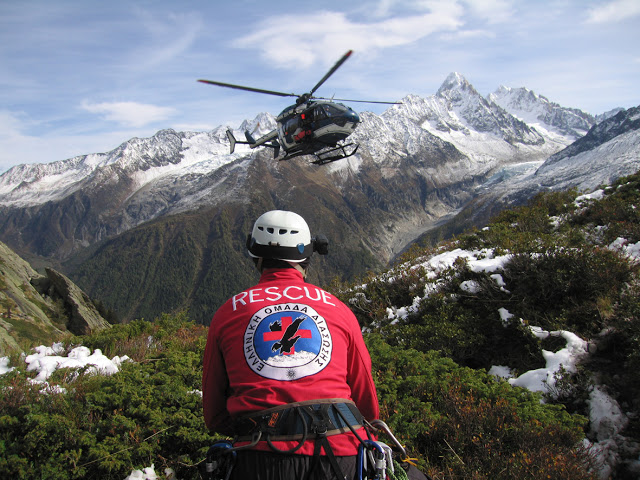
[24,344,130,382]
[497,307,514,327]
[385,248,511,324]
[507,324,588,393]
[488,365,513,379]
[124,464,176,480]
[575,189,605,206]
[609,237,640,260]
[0,356,13,375]
[583,386,636,480]
[1,342,131,394]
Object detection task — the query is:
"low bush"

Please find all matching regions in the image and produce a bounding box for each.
[502,246,636,336]
[0,314,216,480]
[367,335,595,480]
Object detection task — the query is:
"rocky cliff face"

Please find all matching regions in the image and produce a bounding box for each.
[500,105,640,202]
[0,241,110,354]
[425,103,640,247]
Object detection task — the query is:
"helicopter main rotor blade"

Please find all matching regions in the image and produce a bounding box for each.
[197,79,298,98]
[317,97,403,105]
[309,50,353,97]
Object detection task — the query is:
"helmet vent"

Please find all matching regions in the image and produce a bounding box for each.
[248,211,312,262]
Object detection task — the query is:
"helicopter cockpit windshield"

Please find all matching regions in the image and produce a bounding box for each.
[316,104,341,119]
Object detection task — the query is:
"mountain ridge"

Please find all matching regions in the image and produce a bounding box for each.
[0,72,595,211]
[0,73,637,323]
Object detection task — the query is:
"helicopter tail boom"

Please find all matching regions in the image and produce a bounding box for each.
[226,128,281,157]
[251,129,279,149]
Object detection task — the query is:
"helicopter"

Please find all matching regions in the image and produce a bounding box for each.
[198,50,400,165]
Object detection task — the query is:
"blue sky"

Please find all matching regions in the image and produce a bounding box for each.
[1,0,639,173]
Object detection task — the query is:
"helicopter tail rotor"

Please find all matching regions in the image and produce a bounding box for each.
[227,128,261,154]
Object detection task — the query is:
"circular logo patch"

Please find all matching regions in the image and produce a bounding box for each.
[244,303,333,381]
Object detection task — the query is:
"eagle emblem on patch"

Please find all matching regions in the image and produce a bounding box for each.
[243,303,333,381]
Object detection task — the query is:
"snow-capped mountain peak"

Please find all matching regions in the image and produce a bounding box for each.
[238,112,277,138]
[489,85,594,140]
[0,73,598,213]
[436,72,480,101]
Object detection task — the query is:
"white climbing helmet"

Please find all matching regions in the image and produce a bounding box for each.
[247,210,313,263]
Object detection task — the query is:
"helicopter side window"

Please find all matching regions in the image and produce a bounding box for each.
[315,106,327,120]
[300,111,313,124]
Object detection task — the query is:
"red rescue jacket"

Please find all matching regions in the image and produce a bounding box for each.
[202,267,379,456]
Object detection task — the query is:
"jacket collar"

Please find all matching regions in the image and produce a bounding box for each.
[258,267,305,284]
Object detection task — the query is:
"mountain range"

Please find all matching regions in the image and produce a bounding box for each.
[1,72,638,324]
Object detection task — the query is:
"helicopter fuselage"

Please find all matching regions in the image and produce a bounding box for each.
[276,100,360,155]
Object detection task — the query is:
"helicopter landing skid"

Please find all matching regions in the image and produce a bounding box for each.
[311,143,359,165]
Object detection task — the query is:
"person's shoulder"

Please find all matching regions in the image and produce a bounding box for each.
[212,285,256,316]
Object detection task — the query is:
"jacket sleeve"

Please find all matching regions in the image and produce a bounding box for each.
[344,307,380,421]
[202,312,233,434]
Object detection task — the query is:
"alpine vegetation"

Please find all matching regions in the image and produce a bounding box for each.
[338,171,640,479]
[3,171,640,479]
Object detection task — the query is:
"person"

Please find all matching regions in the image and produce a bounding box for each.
[202,210,379,479]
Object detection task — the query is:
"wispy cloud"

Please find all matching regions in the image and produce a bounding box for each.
[585,0,640,24]
[0,111,91,170]
[0,108,165,171]
[126,9,203,72]
[0,111,35,171]
[81,101,175,128]
[234,2,464,68]
[463,0,515,24]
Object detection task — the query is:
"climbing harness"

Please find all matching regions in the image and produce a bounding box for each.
[234,399,363,443]
[202,400,419,480]
[234,398,365,479]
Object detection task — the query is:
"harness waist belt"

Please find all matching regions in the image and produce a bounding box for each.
[234,398,364,442]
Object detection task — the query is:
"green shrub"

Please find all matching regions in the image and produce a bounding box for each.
[0,314,216,479]
[367,335,595,480]
[502,246,636,336]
